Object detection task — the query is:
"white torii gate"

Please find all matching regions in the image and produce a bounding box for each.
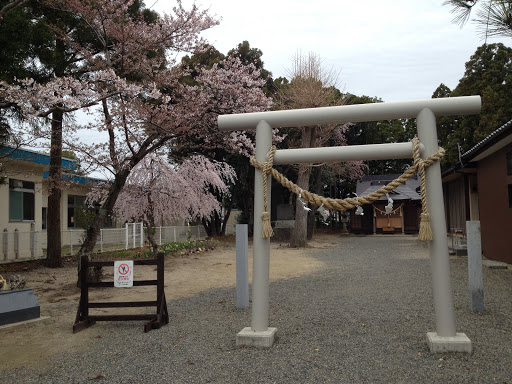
[218,96,481,353]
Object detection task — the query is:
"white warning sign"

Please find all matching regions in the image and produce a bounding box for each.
[114,260,133,287]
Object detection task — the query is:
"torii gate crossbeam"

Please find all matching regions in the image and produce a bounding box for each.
[218,96,481,353]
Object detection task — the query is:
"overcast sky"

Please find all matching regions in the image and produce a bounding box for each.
[151,0,508,102]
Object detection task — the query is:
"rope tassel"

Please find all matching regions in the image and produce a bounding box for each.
[261,211,273,238]
[412,137,437,242]
[418,213,433,241]
[259,146,277,238]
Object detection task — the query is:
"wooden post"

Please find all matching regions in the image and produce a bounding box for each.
[80,256,89,320]
[14,228,19,259]
[401,206,405,234]
[373,207,376,234]
[3,228,8,261]
[69,230,73,256]
[30,222,35,259]
[156,252,164,314]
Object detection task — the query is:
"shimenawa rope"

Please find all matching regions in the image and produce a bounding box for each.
[250,138,445,241]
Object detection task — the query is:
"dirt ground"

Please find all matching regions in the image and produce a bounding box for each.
[0,235,336,371]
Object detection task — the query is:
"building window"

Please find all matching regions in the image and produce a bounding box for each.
[68,195,86,228]
[9,179,35,221]
[507,151,512,176]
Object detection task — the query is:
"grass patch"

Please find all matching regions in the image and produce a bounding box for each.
[92,239,217,261]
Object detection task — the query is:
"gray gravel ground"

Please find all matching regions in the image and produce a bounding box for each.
[1,235,511,383]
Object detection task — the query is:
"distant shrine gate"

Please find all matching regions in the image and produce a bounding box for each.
[218,96,481,353]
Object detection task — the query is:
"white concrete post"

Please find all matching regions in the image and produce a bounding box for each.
[174,227,177,242]
[418,108,472,353]
[132,223,136,249]
[140,223,144,247]
[33,230,38,259]
[236,224,249,309]
[467,221,484,312]
[100,229,104,253]
[69,230,73,256]
[125,223,128,250]
[236,120,277,347]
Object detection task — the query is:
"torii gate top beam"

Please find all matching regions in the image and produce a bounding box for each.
[218,96,481,131]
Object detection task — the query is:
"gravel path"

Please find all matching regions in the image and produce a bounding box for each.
[1,235,511,383]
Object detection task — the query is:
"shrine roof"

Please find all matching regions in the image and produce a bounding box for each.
[355,174,421,201]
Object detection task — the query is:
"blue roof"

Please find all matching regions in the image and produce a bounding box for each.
[0,146,77,171]
[42,172,104,185]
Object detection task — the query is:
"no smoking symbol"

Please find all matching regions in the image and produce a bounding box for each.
[118,263,130,275]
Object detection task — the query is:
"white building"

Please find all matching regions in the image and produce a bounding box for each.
[0,147,101,261]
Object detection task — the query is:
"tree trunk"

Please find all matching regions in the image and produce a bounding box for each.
[307,166,324,240]
[290,127,316,248]
[203,213,218,236]
[145,196,158,255]
[78,169,130,256]
[220,199,232,236]
[45,109,63,267]
[202,217,213,237]
[45,36,67,268]
[289,164,312,247]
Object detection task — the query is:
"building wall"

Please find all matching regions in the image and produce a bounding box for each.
[1,159,92,261]
[0,162,45,232]
[477,142,512,264]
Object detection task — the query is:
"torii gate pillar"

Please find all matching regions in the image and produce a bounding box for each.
[417,108,471,352]
[236,120,277,347]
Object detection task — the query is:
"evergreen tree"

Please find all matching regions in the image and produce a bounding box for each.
[434,43,512,166]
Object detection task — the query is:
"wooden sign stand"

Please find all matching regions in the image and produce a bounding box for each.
[73,252,169,333]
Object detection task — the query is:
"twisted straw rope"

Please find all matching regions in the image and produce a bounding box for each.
[250,138,445,240]
[373,203,403,216]
[259,143,275,237]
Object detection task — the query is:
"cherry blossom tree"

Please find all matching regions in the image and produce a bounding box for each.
[172,47,281,235]
[1,1,274,263]
[109,153,236,254]
[70,53,272,255]
[0,0,219,265]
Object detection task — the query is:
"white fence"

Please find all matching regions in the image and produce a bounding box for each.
[1,224,207,264]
